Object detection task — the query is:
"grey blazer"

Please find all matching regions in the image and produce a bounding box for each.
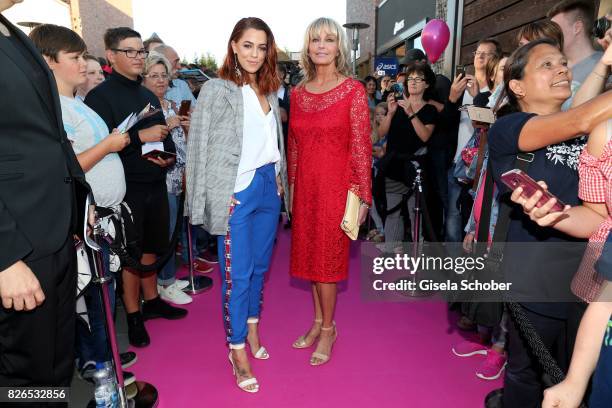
[185,78,289,235]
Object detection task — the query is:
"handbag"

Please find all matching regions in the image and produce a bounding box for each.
[341,190,360,240]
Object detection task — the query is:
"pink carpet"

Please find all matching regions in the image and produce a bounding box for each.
[130,228,501,407]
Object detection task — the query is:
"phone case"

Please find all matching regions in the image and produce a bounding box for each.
[142,150,176,161]
[179,101,191,116]
[500,169,566,212]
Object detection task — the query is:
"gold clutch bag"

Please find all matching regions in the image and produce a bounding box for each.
[341,190,360,240]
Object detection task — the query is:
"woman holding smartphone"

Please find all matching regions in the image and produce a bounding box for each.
[142,53,192,305]
[486,38,612,407]
[376,61,438,245]
[186,17,287,393]
[511,119,612,408]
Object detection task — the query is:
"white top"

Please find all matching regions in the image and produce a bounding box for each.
[234,84,280,192]
[453,86,489,163]
[60,96,126,207]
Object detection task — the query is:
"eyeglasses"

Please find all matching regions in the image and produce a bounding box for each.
[406,77,425,83]
[112,48,149,58]
[472,51,495,57]
[145,73,169,81]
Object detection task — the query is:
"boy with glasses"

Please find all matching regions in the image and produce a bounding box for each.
[85,27,187,349]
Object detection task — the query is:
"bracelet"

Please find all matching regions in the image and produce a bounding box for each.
[360,201,370,209]
[408,113,417,121]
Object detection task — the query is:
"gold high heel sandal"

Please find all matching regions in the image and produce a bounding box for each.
[228,345,259,393]
[292,319,323,349]
[310,323,337,366]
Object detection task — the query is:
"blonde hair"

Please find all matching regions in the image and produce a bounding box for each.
[299,17,351,83]
[144,52,171,76]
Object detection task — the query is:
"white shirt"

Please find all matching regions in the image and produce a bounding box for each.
[234,85,281,192]
[453,86,489,163]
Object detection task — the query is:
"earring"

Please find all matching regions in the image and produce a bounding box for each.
[234,53,241,79]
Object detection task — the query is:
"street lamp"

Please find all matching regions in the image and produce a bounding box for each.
[343,22,369,77]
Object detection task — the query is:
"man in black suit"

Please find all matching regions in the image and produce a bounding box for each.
[0,0,88,388]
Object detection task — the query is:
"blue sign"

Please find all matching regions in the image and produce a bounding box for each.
[374,57,399,77]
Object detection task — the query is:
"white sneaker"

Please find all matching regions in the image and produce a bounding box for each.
[159,282,193,305]
[175,279,190,290]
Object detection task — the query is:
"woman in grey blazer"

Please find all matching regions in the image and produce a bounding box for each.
[185,17,288,393]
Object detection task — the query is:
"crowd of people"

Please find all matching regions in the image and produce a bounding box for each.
[360,1,612,407]
[0,0,611,406]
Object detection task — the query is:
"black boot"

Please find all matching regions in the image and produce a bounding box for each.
[127,312,150,348]
[485,388,503,408]
[142,296,188,321]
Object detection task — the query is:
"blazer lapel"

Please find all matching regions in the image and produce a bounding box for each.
[0,16,62,134]
[224,82,244,153]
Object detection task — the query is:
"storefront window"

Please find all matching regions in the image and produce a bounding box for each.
[395,43,406,58]
[412,35,423,52]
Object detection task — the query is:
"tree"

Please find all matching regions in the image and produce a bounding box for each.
[191,52,218,71]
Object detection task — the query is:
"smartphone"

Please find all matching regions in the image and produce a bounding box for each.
[178,100,191,116]
[390,83,404,100]
[142,150,177,161]
[456,65,466,78]
[500,169,566,212]
[467,106,495,123]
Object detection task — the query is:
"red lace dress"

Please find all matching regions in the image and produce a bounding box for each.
[287,78,372,282]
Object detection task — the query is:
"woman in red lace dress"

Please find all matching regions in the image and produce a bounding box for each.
[287,17,372,366]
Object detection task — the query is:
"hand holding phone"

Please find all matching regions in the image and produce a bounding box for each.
[178,100,192,117]
[455,65,465,78]
[500,169,566,212]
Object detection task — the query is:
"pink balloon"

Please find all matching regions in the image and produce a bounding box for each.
[421,19,450,63]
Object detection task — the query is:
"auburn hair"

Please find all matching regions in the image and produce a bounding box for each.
[219,17,280,95]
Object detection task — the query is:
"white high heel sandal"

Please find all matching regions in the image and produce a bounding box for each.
[247,317,269,360]
[228,344,259,393]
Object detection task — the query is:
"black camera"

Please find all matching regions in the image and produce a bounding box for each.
[593,16,611,39]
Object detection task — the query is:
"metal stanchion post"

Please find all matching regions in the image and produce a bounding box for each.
[404,168,432,297]
[89,232,130,407]
[183,218,213,295]
[83,194,158,408]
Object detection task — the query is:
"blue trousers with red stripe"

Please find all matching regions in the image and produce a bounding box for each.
[218,164,281,346]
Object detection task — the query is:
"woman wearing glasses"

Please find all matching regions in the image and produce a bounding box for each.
[375,61,438,245]
[142,54,193,305]
[186,18,287,393]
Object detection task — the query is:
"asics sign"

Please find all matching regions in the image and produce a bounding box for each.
[374,57,399,77]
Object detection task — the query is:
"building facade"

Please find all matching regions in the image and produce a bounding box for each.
[70,0,134,58]
[347,0,602,79]
[3,0,133,58]
[346,0,378,78]
[347,0,451,77]
[455,0,601,68]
